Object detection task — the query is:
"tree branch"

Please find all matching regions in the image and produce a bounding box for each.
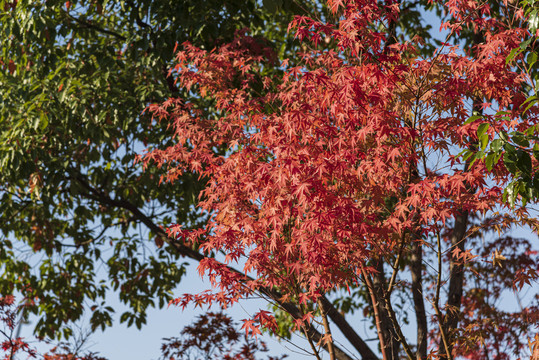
[371,260,401,359]
[302,324,324,360]
[318,298,336,360]
[125,0,152,31]
[387,235,405,295]
[361,266,388,360]
[65,13,127,41]
[380,288,415,360]
[441,209,468,357]
[162,65,179,94]
[408,126,428,360]
[434,230,452,360]
[318,296,378,360]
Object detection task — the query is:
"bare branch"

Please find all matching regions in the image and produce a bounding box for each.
[318,298,336,360]
[65,13,127,41]
[434,230,453,360]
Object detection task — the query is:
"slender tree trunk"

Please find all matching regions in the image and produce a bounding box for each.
[410,237,428,360]
[439,92,482,357]
[409,152,427,360]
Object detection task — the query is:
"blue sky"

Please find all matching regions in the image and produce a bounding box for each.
[19,256,311,360]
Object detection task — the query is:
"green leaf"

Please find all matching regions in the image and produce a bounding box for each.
[490,139,503,153]
[522,95,538,114]
[529,11,539,32]
[462,149,474,161]
[503,145,518,174]
[533,144,539,161]
[471,150,484,166]
[480,133,489,151]
[517,150,532,176]
[503,182,517,205]
[506,47,522,64]
[477,123,489,138]
[527,52,538,70]
[512,132,530,148]
[485,152,496,171]
[520,38,533,51]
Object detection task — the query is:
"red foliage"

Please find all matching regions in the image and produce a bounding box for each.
[0,296,36,360]
[144,0,539,359]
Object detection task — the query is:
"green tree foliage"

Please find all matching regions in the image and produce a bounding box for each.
[0,0,311,339]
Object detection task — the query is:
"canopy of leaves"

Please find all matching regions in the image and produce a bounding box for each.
[2,0,538,358]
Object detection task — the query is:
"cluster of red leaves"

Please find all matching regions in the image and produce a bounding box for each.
[144,0,539,357]
[160,312,285,360]
[0,295,36,360]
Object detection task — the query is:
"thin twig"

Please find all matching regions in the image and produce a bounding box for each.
[387,233,405,295]
[302,325,323,360]
[317,298,336,360]
[434,230,453,360]
[360,265,388,360]
[65,13,127,41]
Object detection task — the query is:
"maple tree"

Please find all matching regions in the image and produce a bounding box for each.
[144,0,539,359]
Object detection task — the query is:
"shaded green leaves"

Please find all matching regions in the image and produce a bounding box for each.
[263,0,283,13]
[0,0,302,339]
[463,120,539,206]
